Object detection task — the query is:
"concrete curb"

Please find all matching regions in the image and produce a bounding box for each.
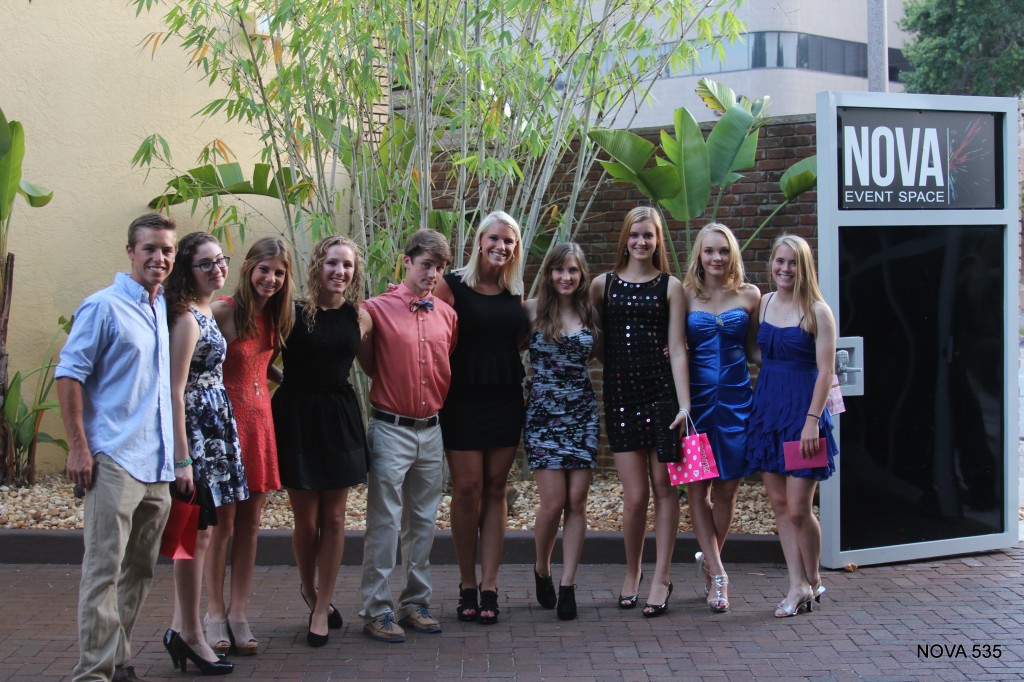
[0,528,784,565]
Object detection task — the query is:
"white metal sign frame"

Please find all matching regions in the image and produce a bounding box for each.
[816,90,1020,568]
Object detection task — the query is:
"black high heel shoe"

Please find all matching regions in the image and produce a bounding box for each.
[556,585,577,621]
[170,633,234,675]
[163,629,179,668]
[306,612,329,648]
[478,585,500,625]
[535,570,557,609]
[642,582,674,618]
[617,570,644,609]
[300,586,342,629]
[456,583,478,622]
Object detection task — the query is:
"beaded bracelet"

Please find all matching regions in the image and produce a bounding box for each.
[173,457,193,469]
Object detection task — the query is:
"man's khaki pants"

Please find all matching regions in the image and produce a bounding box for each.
[73,454,170,682]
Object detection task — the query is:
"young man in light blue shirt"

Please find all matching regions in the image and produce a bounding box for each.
[57,213,178,682]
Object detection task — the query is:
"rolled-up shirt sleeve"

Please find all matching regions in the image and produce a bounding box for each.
[55,298,108,384]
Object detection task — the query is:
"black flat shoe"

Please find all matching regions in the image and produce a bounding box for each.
[163,628,179,668]
[170,633,235,675]
[617,570,644,609]
[556,585,577,621]
[642,582,674,618]
[300,585,342,629]
[534,570,557,609]
[306,613,329,648]
[456,583,478,622]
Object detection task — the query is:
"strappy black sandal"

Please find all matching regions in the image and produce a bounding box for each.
[478,586,500,625]
[456,583,478,622]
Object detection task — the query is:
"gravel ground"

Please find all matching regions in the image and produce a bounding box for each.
[0,473,781,534]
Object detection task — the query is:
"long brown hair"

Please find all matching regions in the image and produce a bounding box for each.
[164,232,219,321]
[302,235,364,330]
[535,242,596,343]
[683,223,747,301]
[771,234,825,336]
[232,237,294,351]
[613,206,671,274]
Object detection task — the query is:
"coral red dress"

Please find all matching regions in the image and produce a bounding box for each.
[219,296,281,492]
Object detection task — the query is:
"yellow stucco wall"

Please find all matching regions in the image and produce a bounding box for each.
[3,3,283,474]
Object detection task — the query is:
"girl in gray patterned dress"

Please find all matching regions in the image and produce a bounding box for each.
[524,243,599,621]
[163,232,246,673]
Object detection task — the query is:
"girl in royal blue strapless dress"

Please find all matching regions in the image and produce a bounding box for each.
[747,235,838,620]
[682,224,761,613]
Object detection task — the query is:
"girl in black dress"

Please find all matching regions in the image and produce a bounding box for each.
[272,236,371,647]
[434,210,527,625]
[589,207,691,618]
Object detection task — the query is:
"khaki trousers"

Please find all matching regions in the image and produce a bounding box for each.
[73,454,170,682]
[360,419,444,620]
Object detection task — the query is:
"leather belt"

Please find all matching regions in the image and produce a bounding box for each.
[372,409,440,429]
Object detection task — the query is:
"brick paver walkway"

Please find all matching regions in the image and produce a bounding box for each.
[2,549,1022,681]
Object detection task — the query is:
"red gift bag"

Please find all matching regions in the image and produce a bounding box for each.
[666,415,719,486]
[159,488,199,560]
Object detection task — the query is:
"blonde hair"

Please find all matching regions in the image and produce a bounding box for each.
[232,237,294,351]
[302,235,364,330]
[770,234,824,336]
[535,242,597,344]
[457,210,524,295]
[613,206,671,274]
[683,223,746,301]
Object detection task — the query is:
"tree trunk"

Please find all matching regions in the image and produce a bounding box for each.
[0,253,14,484]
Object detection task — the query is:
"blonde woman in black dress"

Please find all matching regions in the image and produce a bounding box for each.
[589,207,690,618]
[433,211,527,625]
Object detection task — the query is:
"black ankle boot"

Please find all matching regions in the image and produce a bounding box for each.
[556,585,577,621]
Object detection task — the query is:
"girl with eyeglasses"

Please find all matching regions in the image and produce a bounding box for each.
[162,231,244,675]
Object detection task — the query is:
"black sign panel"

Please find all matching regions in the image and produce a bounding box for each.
[837,108,1001,210]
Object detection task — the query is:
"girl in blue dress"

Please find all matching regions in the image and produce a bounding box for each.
[524,242,599,621]
[682,224,760,613]
[747,234,838,618]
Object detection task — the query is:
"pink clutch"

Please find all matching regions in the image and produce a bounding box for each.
[783,438,828,471]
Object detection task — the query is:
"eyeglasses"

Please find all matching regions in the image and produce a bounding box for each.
[193,257,230,273]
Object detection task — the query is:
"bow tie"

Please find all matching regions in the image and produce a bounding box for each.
[409,297,434,312]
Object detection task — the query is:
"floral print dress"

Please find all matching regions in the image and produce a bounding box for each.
[524,328,599,470]
[186,307,249,508]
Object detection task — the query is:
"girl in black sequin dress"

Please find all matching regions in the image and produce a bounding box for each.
[524,243,599,620]
[589,207,691,618]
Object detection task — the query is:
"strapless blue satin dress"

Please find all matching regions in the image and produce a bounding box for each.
[686,308,754,481]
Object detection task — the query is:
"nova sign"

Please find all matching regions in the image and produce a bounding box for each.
[837,107,1001,210]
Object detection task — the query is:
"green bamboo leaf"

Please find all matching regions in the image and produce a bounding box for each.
[589,129,655,175]
[780,155,818,200]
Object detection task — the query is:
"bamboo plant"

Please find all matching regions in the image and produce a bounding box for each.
[130,0,746,293]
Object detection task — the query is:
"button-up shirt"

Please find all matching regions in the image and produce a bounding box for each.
[55,272,175,483]
[361,282,457,418]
